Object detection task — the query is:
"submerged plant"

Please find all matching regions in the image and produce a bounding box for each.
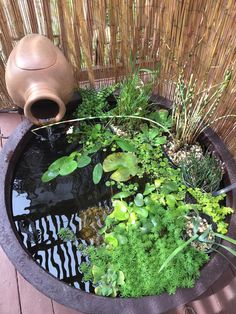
[172,69,232,150]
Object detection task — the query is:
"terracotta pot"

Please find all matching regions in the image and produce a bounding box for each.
[5,34,74,125]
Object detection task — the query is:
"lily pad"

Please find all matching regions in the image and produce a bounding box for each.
[103,152,138,182]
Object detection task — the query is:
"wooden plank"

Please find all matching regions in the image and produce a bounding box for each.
[17,273,54,314]
[53,301,83,314]
[0,247,21,314]
[187,287,222,314]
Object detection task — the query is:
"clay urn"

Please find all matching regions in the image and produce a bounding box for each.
[5,34,74,125]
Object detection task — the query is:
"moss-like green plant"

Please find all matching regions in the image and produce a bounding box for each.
[188,188,233,234]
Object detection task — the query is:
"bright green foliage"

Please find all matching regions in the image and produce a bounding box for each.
[75,85,118,118]
[149,109,172,130]
[111,69,156,122]
[81,193,208,297]
[188,188,233,234]
[41,151,91,182]
[180,151,223,192]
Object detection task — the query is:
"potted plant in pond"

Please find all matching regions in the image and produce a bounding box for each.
[1,67,236,314]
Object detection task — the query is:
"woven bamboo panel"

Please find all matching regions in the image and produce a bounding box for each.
[0,0,235,154]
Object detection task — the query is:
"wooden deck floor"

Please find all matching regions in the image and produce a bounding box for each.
[1,112,236,314]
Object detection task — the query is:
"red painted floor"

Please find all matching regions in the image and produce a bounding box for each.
[0,113,236,314]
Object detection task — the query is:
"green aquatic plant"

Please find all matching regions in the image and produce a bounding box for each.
[172,69,232,150]
[188,188,233,234]
[180,150,223,192]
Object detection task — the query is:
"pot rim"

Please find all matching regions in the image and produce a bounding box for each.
[0,119,236,314]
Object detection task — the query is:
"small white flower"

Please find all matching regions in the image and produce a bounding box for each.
[66,126,74,134]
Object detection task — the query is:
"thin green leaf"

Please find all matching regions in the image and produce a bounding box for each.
[217,243,236,257]
[215,233,236,246]
[159,234,198,273]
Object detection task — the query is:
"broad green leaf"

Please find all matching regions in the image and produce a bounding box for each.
[105,233,119,247]
[77,155,91,168]
[117,271,125,286]
[110,167,131,182]
[86,143,102,154]
[128,212,137,225]
[101,286,113,296]
[112,191,132,199]
[93,163,103,184]
[148,128,159,140]
[59,160,78,176]
[134,193,144,207]
[143,183,156,195]
[116,234,127,245]
[159,234,198,273]
[92,265,104,284]
[116,139,136,152]
[110,200,129,221]
[135,207,148,218]
[47,156,70,172]
[103,152,138,173]
[154,136,166,145]
[166,194,176,208]
[161,181,179,194]
[41,169,59,182]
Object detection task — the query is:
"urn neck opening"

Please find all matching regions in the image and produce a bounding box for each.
[30,99,60,119]
[24,88,66,126]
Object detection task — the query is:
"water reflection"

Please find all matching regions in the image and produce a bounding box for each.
[11,126,111,292]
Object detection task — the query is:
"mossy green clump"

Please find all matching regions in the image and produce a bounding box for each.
[80,194,209,297]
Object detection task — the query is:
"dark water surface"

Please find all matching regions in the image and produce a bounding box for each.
[11,126,111,292]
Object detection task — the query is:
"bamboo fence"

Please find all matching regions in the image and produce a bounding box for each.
[0,0,235,154]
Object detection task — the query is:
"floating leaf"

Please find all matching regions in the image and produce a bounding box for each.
[116,234,127,245]
[48,156,70,170]
[117,271,125,286]
[161,181,179,194]
[134,193,144,207]
[59,160,78,176]
[110,167,131,182]
[105,233,119,247]
[86,143,102,154]
[166,194,176,208]
[41,169,59,182]
[143,183,156,196]
[135,206,148,218]
[103,152,138,182]
[93,163,103,184]
[154,136,166,145]
[110,200,129,221]
[92,265,104,284]
[116,139,136,152]
[77,155,91,168]
[112,191,132,199]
